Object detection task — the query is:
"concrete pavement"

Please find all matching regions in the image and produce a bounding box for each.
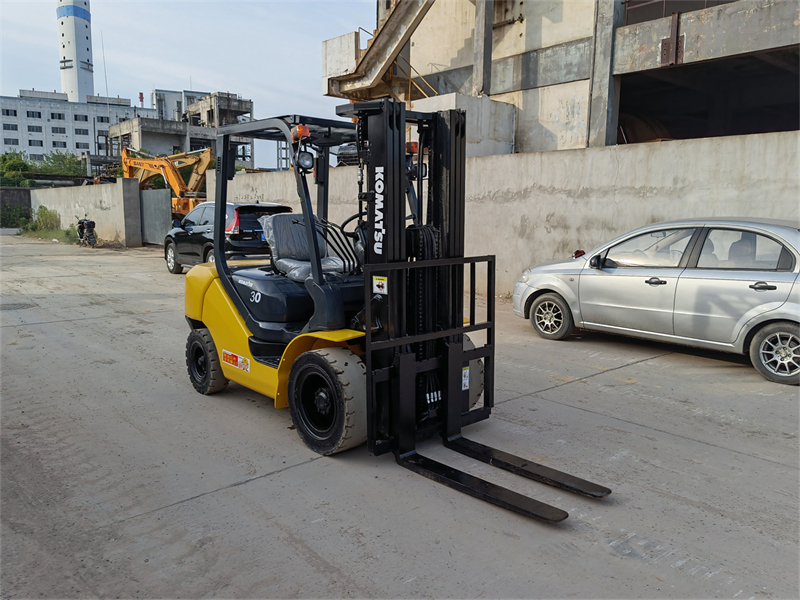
[1,233,797,598]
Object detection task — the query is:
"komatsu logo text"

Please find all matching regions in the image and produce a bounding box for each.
[373,166,385,255]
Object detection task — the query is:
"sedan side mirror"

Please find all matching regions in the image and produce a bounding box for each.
[172,219,183,229]
[589,255,602,269]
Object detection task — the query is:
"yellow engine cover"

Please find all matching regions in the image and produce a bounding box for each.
[184,263,364,408]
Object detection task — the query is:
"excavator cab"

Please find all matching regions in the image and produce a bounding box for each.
[183,100,611,521]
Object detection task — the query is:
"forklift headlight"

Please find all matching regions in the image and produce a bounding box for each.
[297,151,314,170]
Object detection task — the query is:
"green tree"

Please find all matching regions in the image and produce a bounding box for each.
[38,151,84,176]
[0,151,32,176]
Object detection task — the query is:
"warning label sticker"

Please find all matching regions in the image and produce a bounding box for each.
[222,350,250,373]
[462,366,470,391]
[372,275,388,295]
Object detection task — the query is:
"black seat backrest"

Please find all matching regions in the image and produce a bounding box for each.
[263,213,327,263]
[259,213,346,282]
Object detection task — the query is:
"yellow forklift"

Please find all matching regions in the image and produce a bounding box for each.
[183,100,610,522]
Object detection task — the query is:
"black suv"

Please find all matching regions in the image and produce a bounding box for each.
[164,201,292,274]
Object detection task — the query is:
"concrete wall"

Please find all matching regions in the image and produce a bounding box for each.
[410,93,516,156]
[465,130,798,292]
[0,187,32,212]
[613,0,799,75]
[30,178,142,247]
[407,0,595,152]
[209,130,798,293]
[410,0,595,76]
[493,79,590,152]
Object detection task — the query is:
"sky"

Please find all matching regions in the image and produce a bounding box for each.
[0,0,376,166]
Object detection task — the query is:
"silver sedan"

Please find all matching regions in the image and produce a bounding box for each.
[513,218,800,385]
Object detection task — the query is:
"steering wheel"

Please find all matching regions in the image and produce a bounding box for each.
[341,211,366,239]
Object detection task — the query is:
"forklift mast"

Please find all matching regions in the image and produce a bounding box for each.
[338,99,610,521]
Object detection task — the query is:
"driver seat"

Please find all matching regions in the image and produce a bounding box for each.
[259,213,344,283]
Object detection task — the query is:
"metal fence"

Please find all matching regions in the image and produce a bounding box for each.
[139,189,172,245]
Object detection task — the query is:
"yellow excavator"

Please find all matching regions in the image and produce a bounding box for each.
[121,147,214,218]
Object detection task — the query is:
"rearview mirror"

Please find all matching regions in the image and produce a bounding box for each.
[589,255,602,269]
[172,219,183,229]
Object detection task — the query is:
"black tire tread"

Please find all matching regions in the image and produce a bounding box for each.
[288,347,367,455]
[186,328,228,394]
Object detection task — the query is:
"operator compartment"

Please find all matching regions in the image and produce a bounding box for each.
[230,266,365,325]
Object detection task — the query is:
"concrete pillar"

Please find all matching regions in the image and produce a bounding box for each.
[121,178,142,247]
[472,0,493,97]
[587,0,624,147]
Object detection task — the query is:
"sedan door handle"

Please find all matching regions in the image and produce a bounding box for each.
[645,277,667,286]
[749,281,777,291]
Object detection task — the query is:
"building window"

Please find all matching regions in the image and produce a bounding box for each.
[75,128,89,135]
[27,111,42,119]
[53,141,67,148]
[75,142,90,149]
[3,123,18,131]
[52,126,66,134]
[4,138,19,145]
[28,125,43,133]
[74,114,88,122]
[29,140,44,147]
[97,129,108,137]
[29,154,44,161]
[51,112,65,120]
[2,109,17,117]
[97,116,109,123]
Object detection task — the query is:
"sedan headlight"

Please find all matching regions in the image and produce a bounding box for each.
[520,271,532,283]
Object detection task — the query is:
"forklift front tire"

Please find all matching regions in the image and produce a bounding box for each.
[288,347,367,455]
[186,328,229,395]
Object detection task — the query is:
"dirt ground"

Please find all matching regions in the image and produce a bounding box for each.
[1,232,798,599]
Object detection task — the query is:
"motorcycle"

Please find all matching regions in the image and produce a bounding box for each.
[76,214,97,247]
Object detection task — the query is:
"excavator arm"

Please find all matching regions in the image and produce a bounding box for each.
[185,148,214,193]
[121,147,214,217]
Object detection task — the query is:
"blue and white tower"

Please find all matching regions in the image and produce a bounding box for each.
[57,0,94,102]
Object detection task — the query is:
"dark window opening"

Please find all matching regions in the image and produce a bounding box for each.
[618,47,800,144]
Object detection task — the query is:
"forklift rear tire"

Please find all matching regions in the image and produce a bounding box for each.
[288,347,367,455]
[186,328,229,395]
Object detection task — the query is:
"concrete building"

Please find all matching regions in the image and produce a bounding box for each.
[152,89,210,122]
[108,92,255,167]
[1,89,156,160]
[57,0,94,103]
[322,0,798,154]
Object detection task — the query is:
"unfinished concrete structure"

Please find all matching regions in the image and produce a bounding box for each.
[108,92,254,167]
[323,0,798,153]
[152,89,210,122]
